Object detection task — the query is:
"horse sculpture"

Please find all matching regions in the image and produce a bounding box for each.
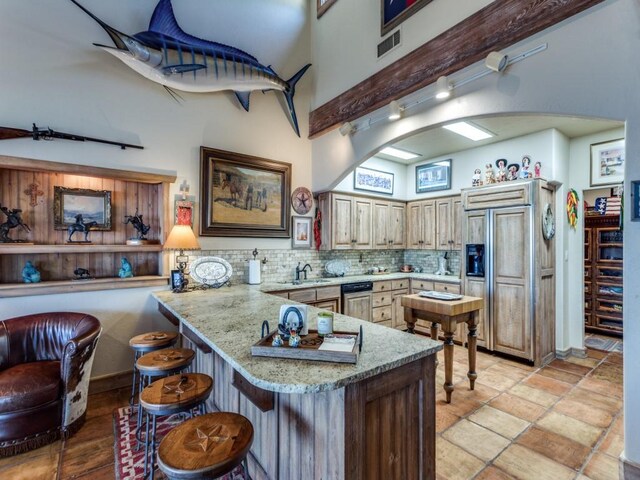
[221,178,244,206]
[124,210,151,239]
[67,214,97,242]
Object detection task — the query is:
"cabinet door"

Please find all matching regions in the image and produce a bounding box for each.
[422,201,437,249]
[343,292,372,321]
[406,202,424,249]
[332,194,354,250]
[372,200,390,249]
[436,198,452,249]
[353,198,373,249]
[392,288,409,329]
[389,202,406,249]
[314,299,339,313]
[452,197,463,250]
[492,207,532,359]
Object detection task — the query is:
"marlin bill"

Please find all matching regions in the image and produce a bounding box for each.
[70,0,311,137]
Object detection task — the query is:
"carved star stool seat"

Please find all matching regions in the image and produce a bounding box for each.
[140,373,214,480]
[135,347,195,451]
[129,331,179,408]
[157,412,254,480]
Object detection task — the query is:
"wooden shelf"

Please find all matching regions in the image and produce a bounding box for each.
[0,275,169,298]
[0,244,164,255]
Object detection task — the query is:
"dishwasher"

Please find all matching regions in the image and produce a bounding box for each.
[340,281,373,321]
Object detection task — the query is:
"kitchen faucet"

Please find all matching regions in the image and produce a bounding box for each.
[295,262,313,283]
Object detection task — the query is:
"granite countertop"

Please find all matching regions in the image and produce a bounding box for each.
[153,286,441,395]
[261,272,460,292]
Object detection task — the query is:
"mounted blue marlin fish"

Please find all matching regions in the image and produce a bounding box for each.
[70,0,311,136]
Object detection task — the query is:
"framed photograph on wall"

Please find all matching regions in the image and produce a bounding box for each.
[317,0,338,18]
[415,159,451,194]
[53,186,112,230]
[353,166,394,195]
[200,147,291,238]
[381,0,433,35]
[590,138,625,186]
[292,216,312,249]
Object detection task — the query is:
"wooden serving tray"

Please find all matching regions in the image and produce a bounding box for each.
[251,329,361,364]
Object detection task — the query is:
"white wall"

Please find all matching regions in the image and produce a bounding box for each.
[310,0,492,107]
[310,0,640,465]
[0,0,312,378]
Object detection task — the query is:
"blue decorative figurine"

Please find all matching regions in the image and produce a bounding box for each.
[22,261,40,283]
[118,257,134,278]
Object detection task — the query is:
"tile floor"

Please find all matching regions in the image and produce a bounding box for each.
[0,345,624,480]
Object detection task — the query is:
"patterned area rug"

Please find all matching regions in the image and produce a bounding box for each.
[585,334,623,352]
[113,406,247,480]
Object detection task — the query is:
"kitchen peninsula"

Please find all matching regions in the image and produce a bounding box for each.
[154,286,442,480]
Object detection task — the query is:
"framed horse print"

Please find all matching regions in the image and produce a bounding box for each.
[53,186,112,230]
[200,147,292,237]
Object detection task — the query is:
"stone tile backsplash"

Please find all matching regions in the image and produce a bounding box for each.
[190,248,460,285]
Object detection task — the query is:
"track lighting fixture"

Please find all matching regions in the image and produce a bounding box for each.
[435,76,452,99]
[485,51,509,72]
[388,100,402,120]
[339,121,356,136]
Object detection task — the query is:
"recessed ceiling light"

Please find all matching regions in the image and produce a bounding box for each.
[380,146,421,160]
[443,121,494,141]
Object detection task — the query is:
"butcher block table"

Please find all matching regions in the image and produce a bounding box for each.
[402,294,484,403]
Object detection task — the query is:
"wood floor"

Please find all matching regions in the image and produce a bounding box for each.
[0,345,623,479]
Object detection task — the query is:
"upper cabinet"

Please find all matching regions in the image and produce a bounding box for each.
[318,192,372,250]
[373,199,406,249]
[407,196,462,251]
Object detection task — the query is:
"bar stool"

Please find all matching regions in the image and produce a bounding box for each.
[128,331,179,408]
[157,412,254,480]
[140,373,213,480]
[136,347,196,446]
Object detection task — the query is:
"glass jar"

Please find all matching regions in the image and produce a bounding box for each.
[317,312,334,336]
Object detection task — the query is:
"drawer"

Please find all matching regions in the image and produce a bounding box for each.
[288,288,316,304]
[373,281,392,292]
[372,291,392,307]
[376,319,393,328]
[391,279,409,290]
[463,182,532,210]
[268,291,289,299]
[433,282,461,294]
[411,279,434,292]
[372,306,392,323]
[316,285,340,301]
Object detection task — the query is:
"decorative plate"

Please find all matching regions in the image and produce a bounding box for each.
[189,256,233,285]
[291,187,313,215]
[542,203,556,240]
[325,259,350,277]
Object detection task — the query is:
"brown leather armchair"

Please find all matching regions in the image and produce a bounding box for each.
[0,312,101,457]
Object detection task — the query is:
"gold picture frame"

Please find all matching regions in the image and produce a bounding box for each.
[53,186,112,230]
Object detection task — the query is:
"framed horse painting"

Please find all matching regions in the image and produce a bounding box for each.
[200,147,291,238]
[53,186,112,231]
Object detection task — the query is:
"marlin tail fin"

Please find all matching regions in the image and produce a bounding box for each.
[282,64,311,137]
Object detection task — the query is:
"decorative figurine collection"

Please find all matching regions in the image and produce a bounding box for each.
[472,157,541,187]
[0,205,30,243]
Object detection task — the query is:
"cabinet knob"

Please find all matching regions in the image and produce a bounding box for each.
[381,312,385,317]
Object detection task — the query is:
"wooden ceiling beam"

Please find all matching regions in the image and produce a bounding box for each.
[308,0,605,139]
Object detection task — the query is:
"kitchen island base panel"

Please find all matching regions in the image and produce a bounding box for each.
[208,350,436,480]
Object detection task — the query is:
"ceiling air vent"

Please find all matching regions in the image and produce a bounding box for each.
[377,29,401,59]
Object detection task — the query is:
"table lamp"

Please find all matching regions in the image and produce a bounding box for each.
[164,224,201,292]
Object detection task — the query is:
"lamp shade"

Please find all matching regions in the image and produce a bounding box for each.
[164,225,201,251]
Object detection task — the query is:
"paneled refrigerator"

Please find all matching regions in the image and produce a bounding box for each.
[461,179,556,366]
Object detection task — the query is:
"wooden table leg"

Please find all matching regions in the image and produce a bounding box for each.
[404,308,416,334]
[431,322,440,366]
[442,330,455,403]
[466,312,478,391]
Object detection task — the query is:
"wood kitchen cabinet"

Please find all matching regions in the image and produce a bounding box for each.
[267,285,342,313]
[343,290,372,322]
[373,199,406,249]
[407,195,461,251]
[318,192,372,250]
